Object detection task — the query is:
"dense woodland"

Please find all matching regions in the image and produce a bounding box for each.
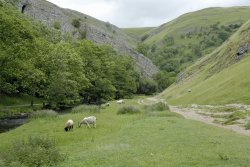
[0,2,161,110]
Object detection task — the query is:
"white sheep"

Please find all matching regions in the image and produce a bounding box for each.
[64,119,74,132]
[78,116,96,128]
[117,99,124,104]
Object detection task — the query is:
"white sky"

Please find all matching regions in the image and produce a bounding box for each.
[46,0,250,28]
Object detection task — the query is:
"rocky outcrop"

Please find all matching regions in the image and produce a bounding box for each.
[237,43,250,59]
[7,0,158,77]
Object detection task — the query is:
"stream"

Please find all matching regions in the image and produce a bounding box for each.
[0,116,28,133]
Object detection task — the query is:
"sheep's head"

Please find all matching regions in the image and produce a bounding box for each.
[78,122,81,128]
[64,127,68,132]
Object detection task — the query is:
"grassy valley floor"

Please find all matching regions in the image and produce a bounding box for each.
[0,98,250,166]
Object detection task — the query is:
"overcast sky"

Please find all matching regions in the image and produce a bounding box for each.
[46,0,250,28]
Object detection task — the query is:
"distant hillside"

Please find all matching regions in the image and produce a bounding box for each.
[140,7,250,76]
[160,20,250,105]
[5,0,158,77]
[122,27,155,41]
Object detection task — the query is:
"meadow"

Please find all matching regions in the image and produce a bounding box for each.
[1,97,250,167]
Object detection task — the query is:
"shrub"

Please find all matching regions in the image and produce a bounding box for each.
[71,18,81,28]
[79,30,87,39]
[29,110,58,119]
[146,102,170,112]
[3,136,66,167]
[137,78,158,95]
[245,122,250,130]
[117,106,140,115]
[141,34,149,42]
[53,21,61,30]
[72,105,100,113]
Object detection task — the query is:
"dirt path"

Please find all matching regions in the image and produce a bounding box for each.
[170,106,250,137]
[138,97,250,137]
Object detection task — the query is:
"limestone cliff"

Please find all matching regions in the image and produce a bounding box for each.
[7,0,158,77]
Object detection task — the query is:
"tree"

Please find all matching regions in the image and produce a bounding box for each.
[153,71,176,91]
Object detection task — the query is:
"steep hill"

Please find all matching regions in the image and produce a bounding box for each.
[160,20,250,105]
[122,27,155,41]
[6,0,158,77]
[141,7,250,75]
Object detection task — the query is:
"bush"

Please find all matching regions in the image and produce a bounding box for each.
[71,18,81,28]
[29,110,58,119]
[53,21,61,30]
[79,30,87,39]
[146,102,170,112]
[245,122,250,130]
[72,105,100,113]
[3,136,66,167]
[137,78,158,95]
[117,106,141,115]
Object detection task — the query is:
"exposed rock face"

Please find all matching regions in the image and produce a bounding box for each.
[237,43,250,59]
[8,0,158,77]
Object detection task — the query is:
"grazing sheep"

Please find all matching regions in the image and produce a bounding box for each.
[105,103,110,107]
[78,116,96,128]
[117,99,124,104]
[65,119,74,132]
[188,89,192,92]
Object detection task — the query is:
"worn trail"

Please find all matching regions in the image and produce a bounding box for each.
[138,97,250,137]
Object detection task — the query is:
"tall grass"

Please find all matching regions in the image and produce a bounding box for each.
[2,136,66,167]
[29,110,58,119]
[71,105,101,113]
[117,106,141,114]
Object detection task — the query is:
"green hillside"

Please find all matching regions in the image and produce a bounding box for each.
[141,7,250,78]
[122,27,155,41]
[160,20,250,105]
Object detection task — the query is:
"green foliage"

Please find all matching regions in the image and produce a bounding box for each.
[141,34,149,42]
[53,20,61,30]
[143,7,249,75]
[29,110,58,119]
[0,4,139,110]
[163,21,250,105]
[245,122,250,130]
[137,77,158,95]
[3,136,65,167]
[146,102,170,112]
[153,71,176,91]
[136,43,149,56]
[117,106,141,114]
[71,18,81,28]
[163,35,174,46]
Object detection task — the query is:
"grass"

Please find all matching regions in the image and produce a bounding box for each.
[1,98,250,166]
[122,27,155,41]
[29,110,58,119]
[161,20,250,105]
[144,7,250,45]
